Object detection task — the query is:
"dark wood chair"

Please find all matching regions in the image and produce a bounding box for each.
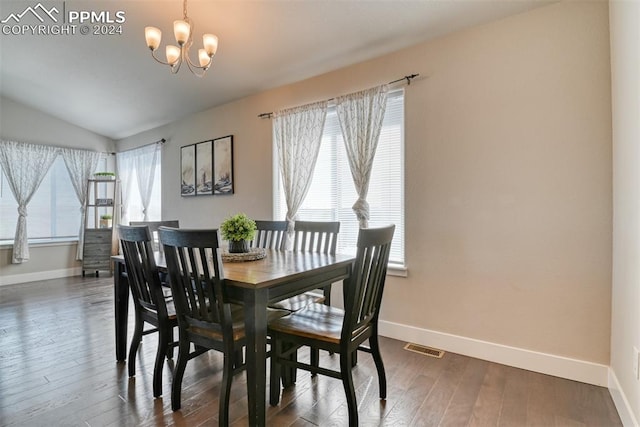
[158,226,286,423]
[268,225,395,427]
[250,220,287,250]
[268,220,341,377]
[117,224,178,398]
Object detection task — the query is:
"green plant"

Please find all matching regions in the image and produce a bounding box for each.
[100,214,113,220]
[220,213,256,241]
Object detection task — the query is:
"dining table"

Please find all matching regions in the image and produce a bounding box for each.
[112,248,354,426]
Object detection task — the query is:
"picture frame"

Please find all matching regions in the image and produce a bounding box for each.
[195,140,213,195]
[180,144,196,196]
[181,135,233,196]
[213,135,234,195]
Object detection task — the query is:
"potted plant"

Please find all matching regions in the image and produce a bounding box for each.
[220,213,256,253]
[100,214,113,228]
[94,171,116,180]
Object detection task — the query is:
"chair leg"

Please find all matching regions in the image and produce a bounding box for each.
[166,325,175,360]
[323,284,332,306]
[310,347,320,377]
[269,338,283,406]
[233,348,243,369]
[128,315,144,377]
[171,339,190,411]
[153,325,170,398]
[369,334,387,399]
[282,343,297,387]
[219,352,234,426]
[340,351,358,427]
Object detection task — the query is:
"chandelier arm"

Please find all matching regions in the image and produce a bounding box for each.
[184,52,213,71]
[150,49,174,67]
[186,61,206,78]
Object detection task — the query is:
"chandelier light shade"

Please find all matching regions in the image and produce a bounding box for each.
[144,0,218,77]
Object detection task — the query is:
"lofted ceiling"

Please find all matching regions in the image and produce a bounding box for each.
[0,0,553,140]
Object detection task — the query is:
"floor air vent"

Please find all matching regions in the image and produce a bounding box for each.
[403,343,445,358]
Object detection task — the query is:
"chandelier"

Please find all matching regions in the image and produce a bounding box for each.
[144,0,219,77]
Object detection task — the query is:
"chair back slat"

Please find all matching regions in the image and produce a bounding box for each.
[252,220,287,250]
[292,221,340,255]
[159,227,231,340]
[118,225,167,317]
[343,225,395,343]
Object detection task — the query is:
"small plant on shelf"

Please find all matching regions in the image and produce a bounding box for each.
[99,214,113,228]
[220,213,256,253]
[94,172,116,180]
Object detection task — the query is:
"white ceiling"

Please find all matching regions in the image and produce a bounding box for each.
[0,0,553,140]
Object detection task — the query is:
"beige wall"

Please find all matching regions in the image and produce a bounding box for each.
[610,0,640,423]
[118,0,612,368]
[0,96,113,281]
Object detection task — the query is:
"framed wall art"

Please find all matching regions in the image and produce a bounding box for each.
[213,135,234,195]
[180,144,196,196]
[181,135,234,196]
[195,140,213,195]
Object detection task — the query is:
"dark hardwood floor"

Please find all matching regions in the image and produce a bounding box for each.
[0,276,622,426]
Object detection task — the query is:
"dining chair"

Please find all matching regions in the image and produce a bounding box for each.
[250,220,287,250]
[158,226,287,423]
[117,224,178,398]
[268,225,395,427]
[267,220,341,379]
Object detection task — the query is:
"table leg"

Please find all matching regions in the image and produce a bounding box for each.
[114,261,129,362]
[243,288,268,426]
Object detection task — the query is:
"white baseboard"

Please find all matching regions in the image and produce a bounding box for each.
[0,267,83,286]
[609,369,639,427]
[378,319,609,387]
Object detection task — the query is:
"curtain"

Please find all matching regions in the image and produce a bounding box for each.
[134,143,161,221]
[335,84,388,228]
[0,141,59,263]
[61,148,102,260]
[273,101,328,239]
[116,150,136,225]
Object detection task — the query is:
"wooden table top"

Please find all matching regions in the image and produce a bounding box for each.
[113,249,354,290]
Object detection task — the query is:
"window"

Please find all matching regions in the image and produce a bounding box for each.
[117,146,162,223]
[0,156,106,242]
[275,89,405,265]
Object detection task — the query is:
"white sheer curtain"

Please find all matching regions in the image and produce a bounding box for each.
[335,84,388,228]
[0,140,59,263]
[61,148,102,260]
[134,143,161,221]
[273,101,328,237]
[116,150,136,225]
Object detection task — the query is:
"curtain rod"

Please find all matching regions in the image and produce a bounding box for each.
[257,73,418,119]
[109,138,166,155]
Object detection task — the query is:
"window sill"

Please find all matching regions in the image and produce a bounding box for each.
[388,264,408,278]
[0,238,78,250]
